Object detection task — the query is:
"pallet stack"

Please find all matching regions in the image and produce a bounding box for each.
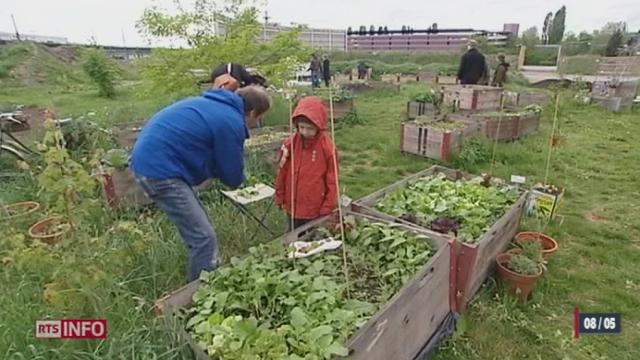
[443,85,503,112]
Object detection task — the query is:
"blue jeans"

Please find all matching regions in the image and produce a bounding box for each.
[134,175,219,282]
[311,71,321,87]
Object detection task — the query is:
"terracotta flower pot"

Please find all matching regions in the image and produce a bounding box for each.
[29,216,71,245]
[2,201,41,220]
[515,232,558,259]
[496,252,543,303]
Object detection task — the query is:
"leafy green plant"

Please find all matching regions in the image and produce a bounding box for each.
[187,218,434,359]
[506,254,540,276]
[103,149,129,169]
[450,137,492,169]
[375,174,519,243]
[81,48,120,98]
[517,240,545,265]
[524,104,543,114]
[36,119,97,223]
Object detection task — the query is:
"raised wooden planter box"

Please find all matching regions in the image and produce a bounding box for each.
[115,121,146,149]
[154,210,456,360]
[450,110,541,141]
[323,99,355,120]
[352,165,527,313]
[417,71,437,83]
[435,76,458,85]
[381,74,418,84]
[342,81,400,94]
[406,101,436,119]
[443,85,503,111]
[400,117,481,161]
[592,80,639,98]
[101,167,153,210]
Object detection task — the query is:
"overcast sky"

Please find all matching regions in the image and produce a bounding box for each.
[1,0,638,47]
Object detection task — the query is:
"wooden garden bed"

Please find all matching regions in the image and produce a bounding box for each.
[435,76,458,85]
[381,74,418,84]
[443,85,503,111]
[517,92,551,107]
[590,95,634,112]
[352,165,527,313]
[154,210,456,360]
[592,79,639,98]
[323,99,355,120]
[406,101,436,119]
[450,109,541,141]
[400,116,481,161]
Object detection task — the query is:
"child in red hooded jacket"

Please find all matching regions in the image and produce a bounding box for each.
[275,96,339,230]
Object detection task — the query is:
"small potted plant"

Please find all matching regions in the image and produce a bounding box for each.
[497,241,545,302]
[515,231,558,259]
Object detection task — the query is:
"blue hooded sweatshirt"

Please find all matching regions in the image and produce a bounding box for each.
[130,89,248,188]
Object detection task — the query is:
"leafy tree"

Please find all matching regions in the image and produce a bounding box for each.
[549,6,566,44]
[136,0,310,98]
[605,29,624,56]
[81,48,119,98]
[521,27,540,49]
[601,21,627,34]
[542,12,553,44]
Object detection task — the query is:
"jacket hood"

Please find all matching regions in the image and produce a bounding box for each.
[202,89,245,115]
[292,96,327,131]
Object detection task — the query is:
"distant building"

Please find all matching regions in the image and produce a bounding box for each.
[215,22,346,51]
[0,31,68,44]
[503,24,520,38]
[346,24,517,53]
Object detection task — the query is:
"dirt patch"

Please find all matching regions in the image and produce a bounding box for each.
[585,208,609,223]
[42,45,77,63]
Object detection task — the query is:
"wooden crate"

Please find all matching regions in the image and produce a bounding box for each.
[443,85,503,111]
[406,101,436,119]
[592,80,639,98]
[451,110,541,141]
[381,74,417,84]
[417,71,437,83]
[154,210,455,360]
[435,76,458,85]
[323,99,355,120]
[115,121,146,149]
[400,118,481,161]
[101,167,153,210]
[352,165,527,313]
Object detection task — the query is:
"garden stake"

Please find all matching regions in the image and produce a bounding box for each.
[287,92,296,234]
[489,94,507,176]
[544,93,561,186]
[328,85,351,299]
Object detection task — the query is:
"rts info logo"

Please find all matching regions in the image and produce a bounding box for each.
[36,320,108,339]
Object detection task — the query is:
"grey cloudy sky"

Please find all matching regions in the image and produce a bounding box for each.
[1,0,638,47]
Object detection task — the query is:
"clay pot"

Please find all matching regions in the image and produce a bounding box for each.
[1,201,41,220]
[496,252,543,303]
[515,232,558,259]
[28,216,71,245]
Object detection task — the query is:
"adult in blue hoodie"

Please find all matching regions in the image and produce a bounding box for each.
[131,85,271,281]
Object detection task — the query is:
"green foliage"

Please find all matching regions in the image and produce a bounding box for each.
[103,148,129,169]
[36,119,98,222]
[0,42,32,79]
[187,218,433,359]
[375,173,519,243]
[506,254,540,276]
[518,241,544,265]
[521,27,540,49]
[451,137,492,169]
[81,48,120,98]
[136,0,310,98]
[549,6,566,44]
[542,12,553,45]
[605,29,624,56]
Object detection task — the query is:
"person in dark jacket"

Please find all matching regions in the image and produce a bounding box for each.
[131,85,271,282]
[309,54,322,88]
[357,61,367,79]
[491,54,510,87]
[457,40,488,85]
[322,55,331,87]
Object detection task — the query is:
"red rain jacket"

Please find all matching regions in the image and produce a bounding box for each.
[275,97,339,219]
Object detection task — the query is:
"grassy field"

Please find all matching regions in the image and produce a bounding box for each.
[1,69,639,360]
